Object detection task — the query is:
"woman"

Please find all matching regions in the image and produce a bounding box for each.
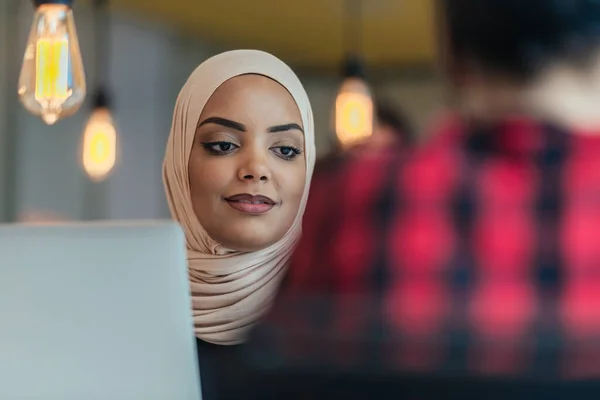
[162,50,316,399]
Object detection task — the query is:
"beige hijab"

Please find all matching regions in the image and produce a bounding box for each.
[163,50,316,345]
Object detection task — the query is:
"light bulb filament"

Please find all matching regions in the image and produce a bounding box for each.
[35,37,70,102]
[89,132,110,163]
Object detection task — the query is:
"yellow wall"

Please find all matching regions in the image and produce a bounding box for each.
[112,0,436,68]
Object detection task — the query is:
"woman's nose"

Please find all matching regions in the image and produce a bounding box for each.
[237,152,271,182]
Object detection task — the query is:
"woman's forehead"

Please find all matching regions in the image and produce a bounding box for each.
[198,74,304,127]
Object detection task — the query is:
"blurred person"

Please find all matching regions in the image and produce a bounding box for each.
[162,49,316,400]
[242,1,600,398]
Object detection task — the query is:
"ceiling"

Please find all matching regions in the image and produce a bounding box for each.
[111,0,438,70]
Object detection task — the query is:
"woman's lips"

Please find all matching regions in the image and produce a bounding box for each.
[224,194,276,215]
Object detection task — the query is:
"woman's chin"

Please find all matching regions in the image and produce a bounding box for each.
[215,226,286,253]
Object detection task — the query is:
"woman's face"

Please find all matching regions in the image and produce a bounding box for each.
[188,74,306,252]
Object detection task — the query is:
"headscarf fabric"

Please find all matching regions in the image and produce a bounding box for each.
[163,50,316,345]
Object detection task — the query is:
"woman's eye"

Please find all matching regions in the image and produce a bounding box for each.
[272,146,302,160]
[201,141,238,155]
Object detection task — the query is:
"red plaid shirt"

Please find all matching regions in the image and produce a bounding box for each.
[249,113,600,382]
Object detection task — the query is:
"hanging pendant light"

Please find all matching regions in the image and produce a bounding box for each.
[18,0,86,125]
[81,0,117,182]
[82,89,116,181]
[335,55,374,148]
[333,0,374,149]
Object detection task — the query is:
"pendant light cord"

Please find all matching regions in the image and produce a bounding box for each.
[342,0,366,78]
[93,0,110,107]
[343,0,362,57]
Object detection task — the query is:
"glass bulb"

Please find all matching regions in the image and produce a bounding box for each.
[18,3,86,125]
[82,107,117,182]
[334,77,374,148]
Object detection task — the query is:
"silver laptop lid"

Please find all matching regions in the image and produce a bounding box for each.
[0,221,201,400]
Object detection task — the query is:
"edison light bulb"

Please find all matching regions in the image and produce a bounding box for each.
[82,107,116,182]
[335,76,374,148]
[18,1,86,125]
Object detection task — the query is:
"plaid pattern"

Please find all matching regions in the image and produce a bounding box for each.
[250,114,600,381]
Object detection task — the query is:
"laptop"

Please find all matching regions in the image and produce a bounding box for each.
[0,220,202,400]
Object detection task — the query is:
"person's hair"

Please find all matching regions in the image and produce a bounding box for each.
[375,100,414,146]
[444,0,600,81]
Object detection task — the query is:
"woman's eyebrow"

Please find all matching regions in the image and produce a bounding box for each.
[198,117,246,132]
[268,123,304,133]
